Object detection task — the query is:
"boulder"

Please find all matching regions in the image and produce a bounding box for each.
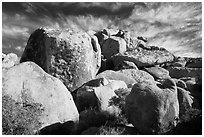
[74,77,109,112]
[96,70,136,88]
[185,58,202,68]
[2,62,79,131]
[111,46,175,68]
[145,66,170,80]
[119,69,155,83]
[125,78,179,134]
[94,80,127,116]
[102,36,126,59]
[114,60,138,71]
[2,53,19,69]
[20,28,101,92]
[167,67,202,82]
[177,87,194,118]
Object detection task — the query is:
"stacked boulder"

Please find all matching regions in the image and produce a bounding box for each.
[2,27,202,135]
[20,28,101,92]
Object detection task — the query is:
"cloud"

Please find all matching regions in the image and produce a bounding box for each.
[2,25,29,38]
[2,2,202,58]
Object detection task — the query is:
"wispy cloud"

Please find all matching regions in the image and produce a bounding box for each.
[2,2,202,58]
[2,25,29,38]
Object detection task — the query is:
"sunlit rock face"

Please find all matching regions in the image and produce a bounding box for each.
[20,28,101,92]
[2,62,79,130]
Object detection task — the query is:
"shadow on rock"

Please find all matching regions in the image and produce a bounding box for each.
[165,115,202,135]
[38,121,76,135]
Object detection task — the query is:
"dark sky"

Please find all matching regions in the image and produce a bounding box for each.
[2,2,202,57]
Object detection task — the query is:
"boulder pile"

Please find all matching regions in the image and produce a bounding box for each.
[2,28,202,135]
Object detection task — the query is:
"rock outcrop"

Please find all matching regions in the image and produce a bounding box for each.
[2,62,79,131]
[111,46,175,68]
[125,78,179,134]
[20,28,101,92]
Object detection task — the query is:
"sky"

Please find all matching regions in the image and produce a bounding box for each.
[2,2,202,58]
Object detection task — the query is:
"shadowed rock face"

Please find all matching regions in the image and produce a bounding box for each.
[167,67,202,82]
[125,78,179,134]
[2,62,79,132]
[20,28,101,92]
[102,36,127,59]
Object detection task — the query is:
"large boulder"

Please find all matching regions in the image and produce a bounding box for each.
[102,36,126,59]
[119,69,155,83]
[2,62,79,132]
[125,78,179,134]
[111,46,175,68]
[96,70,136,88]
[2,53,19,69]
[20,28,101,92]
[145,66,170,80]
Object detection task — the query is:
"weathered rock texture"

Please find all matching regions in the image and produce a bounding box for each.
[111,46,175,68]
[145,66,170,80]
[125,79,179,134]
[20,28,101,91]
[119,69,155,83]
[2,62,79,130]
